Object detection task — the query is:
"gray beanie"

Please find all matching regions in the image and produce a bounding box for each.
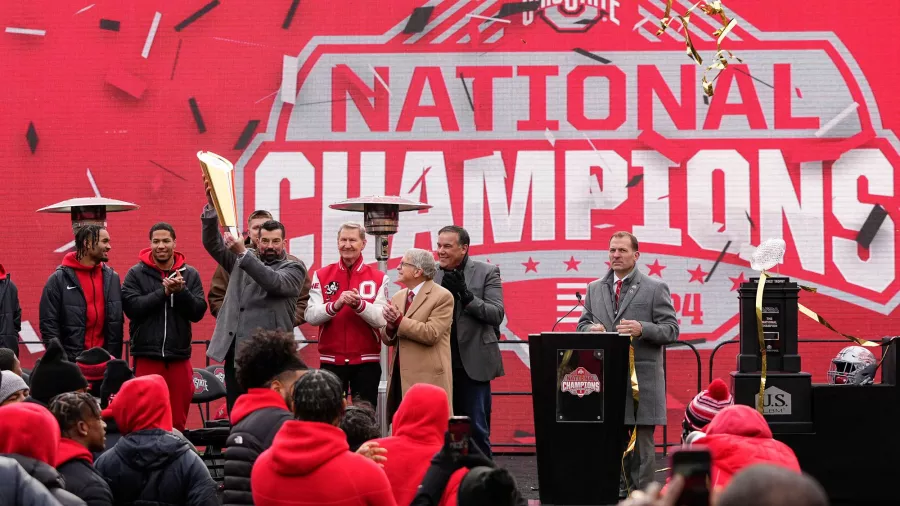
[0,370,28,403]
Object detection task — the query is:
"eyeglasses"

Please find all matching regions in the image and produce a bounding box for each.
[399,261,418,270]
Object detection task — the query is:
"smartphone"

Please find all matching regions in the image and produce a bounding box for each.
[669,448,711,506]
[448,416,472,456]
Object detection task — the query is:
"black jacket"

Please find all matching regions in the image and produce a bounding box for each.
[0,273,21,354]
[223,407,291,505]
[58,458,114,506]
[0,455,64,506]
[1,453,87,506]
[39,264,124,361]
[94,429,218,506]
[122,262,206,361]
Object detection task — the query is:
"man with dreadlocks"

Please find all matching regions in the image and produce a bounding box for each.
[40,225,124,361]
[50,392,113,506]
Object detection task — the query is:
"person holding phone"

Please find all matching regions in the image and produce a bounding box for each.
[122,222,207,432]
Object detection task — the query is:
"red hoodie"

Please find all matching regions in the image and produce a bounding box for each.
[252,421,397,506]
[372,384,464,506]
[694,405,801,489]
[56,437,94,467]
[138,248,186,275]
[230,388,289,425]
[0,402,61,465]
[101,374,173,434]
[62,252,106,350]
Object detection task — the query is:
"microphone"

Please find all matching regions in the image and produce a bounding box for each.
[551,291,596,332]
[575,291,601,325]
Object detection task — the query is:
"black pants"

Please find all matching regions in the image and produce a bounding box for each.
[321,362,381,408]
[452,368,493,459]
[224,341,247,415]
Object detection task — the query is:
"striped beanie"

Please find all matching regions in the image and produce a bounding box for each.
[684,378,733,433]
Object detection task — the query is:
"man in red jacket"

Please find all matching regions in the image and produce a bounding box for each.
[305,223,388,407]
[251,369,396,506]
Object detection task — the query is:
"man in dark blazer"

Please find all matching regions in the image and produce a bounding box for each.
[577,231,679,495]
[432,225,504,458]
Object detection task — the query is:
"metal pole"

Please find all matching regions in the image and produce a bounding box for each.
[375,235,390,437]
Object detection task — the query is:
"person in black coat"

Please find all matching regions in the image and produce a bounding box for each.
[50,392,114,506]
[0,402,87,506]
[0,455,65,506]
[121,222,207,432]
[95,374,217,506]
[223,329,309,506]
[39,225,124,362]
[0,263,22,355]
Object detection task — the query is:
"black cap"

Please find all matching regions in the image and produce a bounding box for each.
[100,359,135,409]
[29,339,89,405]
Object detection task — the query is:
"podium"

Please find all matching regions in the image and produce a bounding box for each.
[529,332,631,506]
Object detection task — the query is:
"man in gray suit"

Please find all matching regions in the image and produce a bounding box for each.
[433,225,504,458]
[577,231,679,495]
[201,177,307,413]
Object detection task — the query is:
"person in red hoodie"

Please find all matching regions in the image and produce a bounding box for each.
[94,375,218,505]
[50,392,114,506]
[122,222,207,431]
[251,368,396,506]
[40,225,124,362]
[692,404,801,491]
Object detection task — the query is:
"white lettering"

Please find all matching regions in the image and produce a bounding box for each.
[565,150,628,240]
[255,152,317,267]
[391,152,454,257]
[632,150,681,246]
[686,150,751,251]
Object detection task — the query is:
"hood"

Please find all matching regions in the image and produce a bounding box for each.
[115,429,190,470]
[102,375,173,434]
[704,405,771,438]
[392,384,450,445]
[230,388,289,425]
[62,251,101,272]
[56,437,94,466]
[268,421,349,476]
[0,264,6,278]
[139,247,186,274]
[0,402,60,465]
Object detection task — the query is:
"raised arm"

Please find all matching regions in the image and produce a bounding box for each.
[201,204,238,273]
[238,253,306,298]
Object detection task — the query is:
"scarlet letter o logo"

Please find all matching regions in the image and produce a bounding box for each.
[359,280,377,299]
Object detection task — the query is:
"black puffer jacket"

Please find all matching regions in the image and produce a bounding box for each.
[2,453,87,506]
[122,251,206,361]
[57,439,114,506]
[94,429,218,506]
[38,261,123,362]
[0,455,63,506]
[0,271,21,354]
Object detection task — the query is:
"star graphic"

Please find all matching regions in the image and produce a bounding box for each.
[646,259,666,277]
[563,256,581,271]
[687,264,709,284]
[729,272,747,291]
[522,257,540,273]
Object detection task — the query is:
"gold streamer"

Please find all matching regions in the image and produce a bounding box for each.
[754,271,768,414]
[797,304,882,348]
[621,337,641,494]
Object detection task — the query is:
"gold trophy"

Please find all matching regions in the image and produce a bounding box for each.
[197,151,240,238]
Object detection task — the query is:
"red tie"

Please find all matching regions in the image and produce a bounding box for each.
[406,290,415,314]
[615,280,623,313]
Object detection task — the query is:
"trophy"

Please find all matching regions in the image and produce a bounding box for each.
[197,151,240,238]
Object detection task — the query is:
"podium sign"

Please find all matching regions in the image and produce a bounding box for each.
[531,332,629,506]
[557,349,604,423]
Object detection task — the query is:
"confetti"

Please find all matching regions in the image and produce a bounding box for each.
[369,64,391,96]
[188,97,206,133]
[99,19,120,31]
[26,122,38,154]
[705,240,731,282]
[282,55,299,104]
[466,14,511,24]
[815,102,859,138]
[745,210,755,229]
[544,128,556,147]
[733,67,773,90]
[403,6,435,34]
[795,87,803,98]
[141,12,162,59]
[106,68,146,99]
[573,47,611,64]
[150,160,187,181]
[170,39,182,80]
[626,174,644,188]
[283,0,301,29]
[497,2,540,18]
[856,204,888,249]
[5,27,46,36]
[234,120,260,150]
[75,4,96,15]
[459,73,475,112]
[174,0,220,32]
[637,130,688,163]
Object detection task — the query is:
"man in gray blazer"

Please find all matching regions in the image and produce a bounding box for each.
[200,178,307,413]
[433,225,504,458]
[577,231,679,495]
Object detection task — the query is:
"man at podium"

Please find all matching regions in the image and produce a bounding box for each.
[577,231,679,496]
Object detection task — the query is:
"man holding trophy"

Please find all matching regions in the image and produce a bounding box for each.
[198,152,308,412]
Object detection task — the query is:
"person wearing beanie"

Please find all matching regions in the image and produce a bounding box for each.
[251,369,396,506]
[224,329,309,506]
[0,402,88,506]
[50,392,114,506]
[39,225,123,362]
[94,375,217,505]
[76,347,112,397]
[94,358,134,458]
[0,262,22,357]
[27,338,90,407]
[682,377,734,442]
[693,405,801,491]
[0,370,29,405]
[122,222,208,432]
